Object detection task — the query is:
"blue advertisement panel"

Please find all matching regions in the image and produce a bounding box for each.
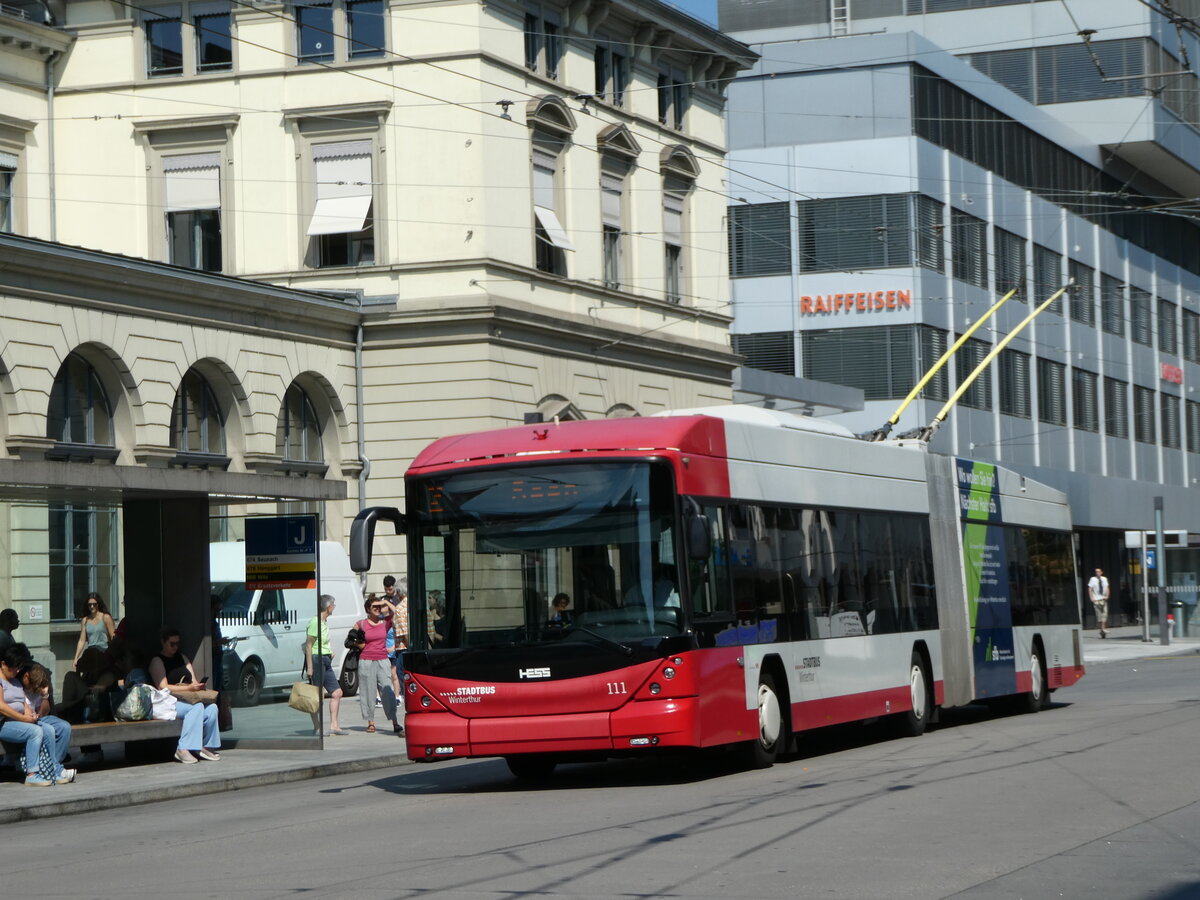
[957,460,1017,698]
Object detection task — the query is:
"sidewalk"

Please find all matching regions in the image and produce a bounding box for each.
[0,724,412,824]
[3,626,1196,822]
[1080,623,1200,665]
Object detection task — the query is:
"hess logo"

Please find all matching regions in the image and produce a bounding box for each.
[519,667,551,679]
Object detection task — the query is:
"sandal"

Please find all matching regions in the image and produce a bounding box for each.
[366,723,376,733]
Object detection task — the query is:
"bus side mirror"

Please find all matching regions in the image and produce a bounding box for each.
[349,506,407,573]
[686,501,710,564]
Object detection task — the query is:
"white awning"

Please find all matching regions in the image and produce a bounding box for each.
[0,152,17,170]
[534,205,575,251]
[306,146,372,235]
[164,152,221,212]
[306,194,372,236]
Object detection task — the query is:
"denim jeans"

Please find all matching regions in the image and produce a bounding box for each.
[0,717,67,777]
[174,699,221,752]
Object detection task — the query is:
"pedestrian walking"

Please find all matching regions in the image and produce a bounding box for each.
[1088,567,1110,638]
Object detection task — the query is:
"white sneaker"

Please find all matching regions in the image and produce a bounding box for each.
[175,749,198,765]
[55,768,77,784]
[198,749,221,761]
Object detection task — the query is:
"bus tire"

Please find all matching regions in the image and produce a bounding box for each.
[743,671,784,769]
[505,754,557,781]
[1016,645,1048,714]
[896,652,931,737]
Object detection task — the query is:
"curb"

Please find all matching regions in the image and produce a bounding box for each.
[0,752,412,824]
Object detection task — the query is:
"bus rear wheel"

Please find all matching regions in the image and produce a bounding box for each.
[1016,646,1049,714]
[895,652,931,737]
[505,754,557,781]
[743,671,784,769]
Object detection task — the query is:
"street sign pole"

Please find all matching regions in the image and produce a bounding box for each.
[1142,537,1151,643]
[1156,496,1168,645]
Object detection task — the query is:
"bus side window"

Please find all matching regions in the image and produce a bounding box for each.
[689,504,732,618]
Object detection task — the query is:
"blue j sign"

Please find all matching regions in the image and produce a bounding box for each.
[245,515,318,589]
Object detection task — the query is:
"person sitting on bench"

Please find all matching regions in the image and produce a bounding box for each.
[148,628,222,766]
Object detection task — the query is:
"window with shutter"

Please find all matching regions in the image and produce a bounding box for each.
[1068,260,1095,325]
[1158,298,1178,355]
[1101,273,1125,336]
[1134,385,1156,443]
[801,326,930,400]
[1072,369,1098,432]
[1184,310,1200,364]
[1187,399,1200,453]
[955,336,992,410]
[1033,244,1063,312]
[1037,358,1066,425]
[729,202,791,277]
[1161,393,1181,449]
[994,228,1026,301]
[1105,377,1129,439]
[951,209,987,288]
[999,348,1030,417]
[732,332,794,376]
[1130,288,1153,345]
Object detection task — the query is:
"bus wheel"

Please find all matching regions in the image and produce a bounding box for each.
[744,672,784,769]
[1016,646,1048,714]
[505,754,557,781]
[895,652,931,737]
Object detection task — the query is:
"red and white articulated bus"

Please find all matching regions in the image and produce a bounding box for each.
[350,406,1084,778]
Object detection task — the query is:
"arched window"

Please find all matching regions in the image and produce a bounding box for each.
[171,370,225,455]
[277,383,323,463]
[47,353,113,446]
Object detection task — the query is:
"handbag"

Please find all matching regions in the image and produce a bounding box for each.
[113,684,153,721]
[185,689,219,705]
[288,680,321,714]
[344,625,366,650]
[150,687,178,721]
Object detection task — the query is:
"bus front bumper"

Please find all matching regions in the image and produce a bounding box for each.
[405,697,703,761]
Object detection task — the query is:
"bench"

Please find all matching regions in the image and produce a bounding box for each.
[5,718,185,766]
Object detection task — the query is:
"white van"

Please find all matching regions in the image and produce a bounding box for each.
[210,541,363,705]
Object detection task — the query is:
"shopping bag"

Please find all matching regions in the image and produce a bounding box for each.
[288,681,321,714]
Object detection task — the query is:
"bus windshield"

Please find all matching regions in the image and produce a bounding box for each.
[410,460,684,650]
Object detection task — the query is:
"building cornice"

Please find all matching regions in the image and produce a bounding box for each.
[0,12,73,56]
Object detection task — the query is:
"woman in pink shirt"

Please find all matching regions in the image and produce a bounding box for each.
[349,594,400,734]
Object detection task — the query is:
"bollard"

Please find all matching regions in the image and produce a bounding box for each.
[1169,601,1184,638]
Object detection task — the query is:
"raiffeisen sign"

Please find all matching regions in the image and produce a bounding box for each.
[800,289,913,315]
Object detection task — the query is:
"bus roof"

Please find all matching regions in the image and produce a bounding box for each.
[408,414,729,473]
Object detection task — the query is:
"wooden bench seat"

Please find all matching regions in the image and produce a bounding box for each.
[4,718,184,765]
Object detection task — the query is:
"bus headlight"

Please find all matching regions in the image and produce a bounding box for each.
[421,695,432,707]
[649,682,661,695]
[662,667,676,679]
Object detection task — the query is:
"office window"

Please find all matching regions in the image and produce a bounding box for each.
[306,139,375,268]
[600,159,627,289]
[171,370,225,455]
[194,1,233,71]
[277,383,324,462]
[48,353,114,447]
[1033,244,1063,312]
[164,152,222,272]
[1158,298,1178,355]
[732,332,794,376]
[1072,368,1098,432]
[797,194,941,274]
[296,1,334,63]
[49,503,119,621]
[1069,260,1095,326]
[802,325,942,401]
[994,227,1025,301]
[729,202,791,277]
[523,9,560,79]
[1104,377,1128,439]
[955,336,992,410]
[1134,385,1156,443]
[998,348,1030,418]
[1187,399,1200,453]
[0,152,14,232]
[963,47,1034,103]
[1184,309,1200,364]
[1037,357,1066,425]
[656,70,688,129]
[1130,287,1153,346]
[663,174,690,303]
[1101,273,1125,336]
[951,209,986,288]
[145,6,184,76]
[1035,39,1146,104]
[295,0,381,64]
[532,131,571,276]
[594,40,628,106]
[1161,393,1181,449]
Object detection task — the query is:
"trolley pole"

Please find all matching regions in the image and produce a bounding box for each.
[1156,496,1169,646]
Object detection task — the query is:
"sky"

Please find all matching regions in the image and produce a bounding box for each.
[663,0,719,27]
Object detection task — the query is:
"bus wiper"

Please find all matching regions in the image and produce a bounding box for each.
[563,625,633,656]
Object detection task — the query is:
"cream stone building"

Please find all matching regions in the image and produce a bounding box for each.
[0,0,755,692]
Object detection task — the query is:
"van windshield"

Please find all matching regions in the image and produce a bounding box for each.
[213,584,252,619]
[410,460,683,651]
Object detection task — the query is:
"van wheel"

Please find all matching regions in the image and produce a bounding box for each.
[237,661,263,707]
[338,665,359,698]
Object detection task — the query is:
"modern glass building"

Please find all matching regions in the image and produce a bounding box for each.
[721,0,1200,627]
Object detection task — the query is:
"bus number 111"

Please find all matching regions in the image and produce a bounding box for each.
[606,682,627,695]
